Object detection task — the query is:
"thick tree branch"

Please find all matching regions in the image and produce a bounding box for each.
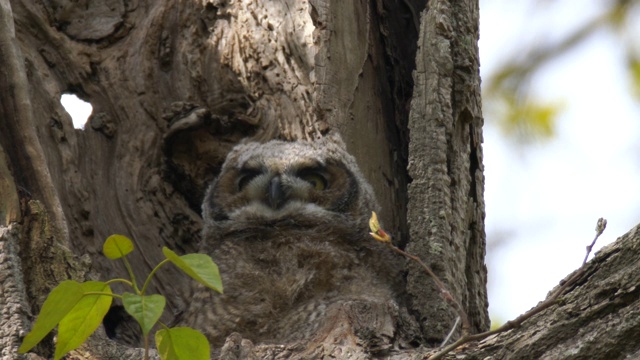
[0,0,69,239]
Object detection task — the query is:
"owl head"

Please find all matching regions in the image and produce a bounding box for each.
[202,134,378,234]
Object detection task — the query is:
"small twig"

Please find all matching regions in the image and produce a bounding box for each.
[427,217,607,360]
[441,316,460,347]
[386,244,471,336]
[583,218,607,266]
[368,212,470,337]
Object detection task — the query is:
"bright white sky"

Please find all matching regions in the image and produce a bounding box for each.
[60,94,91,129]
[60,0,640,326]
[480,0,640,321]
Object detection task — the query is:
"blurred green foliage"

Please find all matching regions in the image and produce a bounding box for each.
[629,56,640,99]
[483,0,640,143]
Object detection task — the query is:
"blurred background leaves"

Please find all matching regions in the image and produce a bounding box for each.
[483,0,640,144]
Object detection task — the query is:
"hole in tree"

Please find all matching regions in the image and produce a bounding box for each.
[60,93,93,129]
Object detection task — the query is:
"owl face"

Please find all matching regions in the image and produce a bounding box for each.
[191,136,402,347]
[203,137,377,226]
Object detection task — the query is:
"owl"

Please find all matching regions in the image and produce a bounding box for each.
[178,134,409,352]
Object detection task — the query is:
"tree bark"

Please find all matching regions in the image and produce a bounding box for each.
[406,0,488,341]
[5,0,635,359]
[455,223,640,360]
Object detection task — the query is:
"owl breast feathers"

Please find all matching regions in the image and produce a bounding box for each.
[179,134,404,349]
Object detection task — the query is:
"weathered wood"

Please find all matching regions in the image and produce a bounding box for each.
[455,223,640,359]
[0,225,31,358]
[407,0,488,341]
[312,0,416,240]
[0,144,20,226]
[0,0,68,237]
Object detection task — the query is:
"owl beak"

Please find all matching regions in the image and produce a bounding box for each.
[267,176,285,209]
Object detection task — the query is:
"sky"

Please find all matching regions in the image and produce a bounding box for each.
[480,0,640,321]
[60,0,640,324]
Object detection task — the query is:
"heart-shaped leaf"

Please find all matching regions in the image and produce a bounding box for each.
[54,281,112,360]
[163,247,223,293]
[156,327,210,360]
[18,280,84,353]
[122,292,166,336]
[103,234,134,259]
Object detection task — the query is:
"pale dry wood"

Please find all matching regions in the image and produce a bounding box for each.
[0,144,20,226]
[0,0,68,237]
[311,0,412,237]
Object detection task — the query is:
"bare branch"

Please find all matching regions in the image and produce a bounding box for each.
[428,218,607,360]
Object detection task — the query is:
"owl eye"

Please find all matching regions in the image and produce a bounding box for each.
[298,171,328,190]
[237,169,262,191]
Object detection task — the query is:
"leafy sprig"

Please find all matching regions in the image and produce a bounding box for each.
[19,234,222,360]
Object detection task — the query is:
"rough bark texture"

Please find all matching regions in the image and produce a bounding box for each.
[0,225,30,358]
[407,0,488,341]
[456,223,640,360]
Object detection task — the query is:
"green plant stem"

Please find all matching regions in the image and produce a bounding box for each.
[144,334,149,360]
[140,259,171,295]
[105,278,134,287]
[121,255,140,293]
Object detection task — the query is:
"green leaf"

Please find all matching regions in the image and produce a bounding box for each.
[156,327,210,360]
[18,280,84,353]
[162,247,223,293]
[122,292,165,336]
[54,281,112,360]
[103,234,134,259]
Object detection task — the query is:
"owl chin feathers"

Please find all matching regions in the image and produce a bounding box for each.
[227,200,332,223]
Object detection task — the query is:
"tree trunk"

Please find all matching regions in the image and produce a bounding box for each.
[3,0,634,359]
[406,0,488,341]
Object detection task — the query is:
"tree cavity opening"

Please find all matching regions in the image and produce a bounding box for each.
[60,93,93,129]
